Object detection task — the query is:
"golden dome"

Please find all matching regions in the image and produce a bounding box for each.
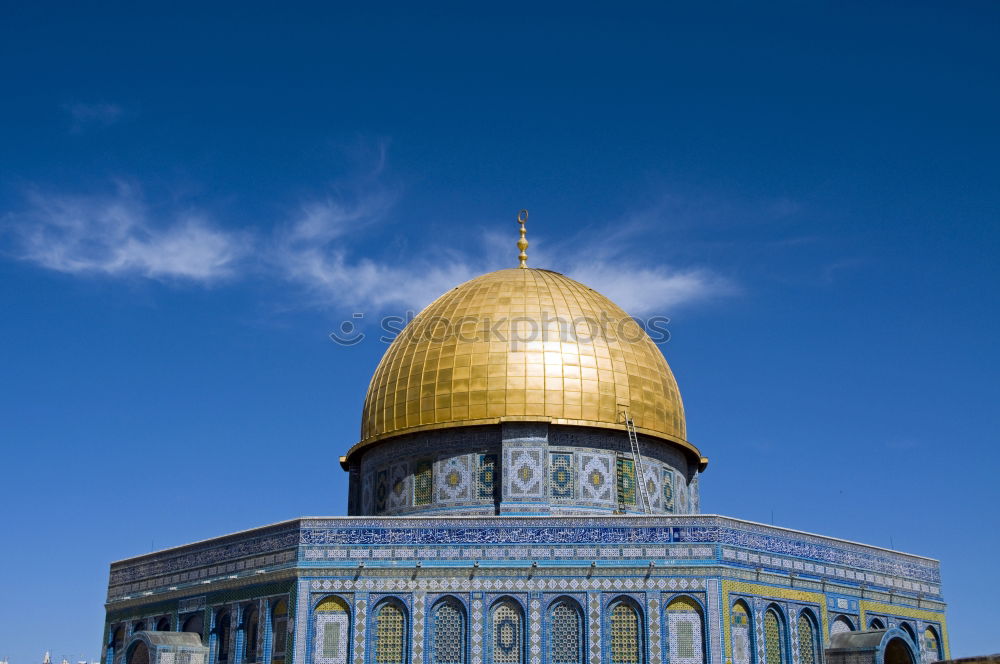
[348,268,698,462]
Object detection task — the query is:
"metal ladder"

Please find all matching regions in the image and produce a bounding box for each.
[623,408,651,514]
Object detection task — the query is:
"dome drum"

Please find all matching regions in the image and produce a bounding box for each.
[346,422,701,517]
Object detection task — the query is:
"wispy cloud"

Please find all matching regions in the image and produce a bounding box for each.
[537,207,739,315]
[269,187,485,310]
[565,263,734,315]
[2,177,738,315]
[63,102,126,131]
[4,183,249,281]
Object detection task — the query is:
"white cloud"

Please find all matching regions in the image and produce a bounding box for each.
[565,263,734,316]
[271,189,483,311]
[277,248,480,311]
[3,179,736,315]
[5,185,249,281]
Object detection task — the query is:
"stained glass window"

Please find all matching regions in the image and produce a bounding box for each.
[617,458,637,507]
[492,601,522,664]
[797,615,816,664]
[550,601,582,664]
[550,453,574,499]
[763,610,783,664]
[374,602,405,664]
[609,602,641,664]
[414,460,433,506]
[432,600,465,664]
[662,469,674,512]
[477,454,497,499]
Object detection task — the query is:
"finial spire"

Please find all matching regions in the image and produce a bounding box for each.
[517,209,529,268]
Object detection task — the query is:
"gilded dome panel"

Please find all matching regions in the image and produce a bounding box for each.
[352,268,694,460]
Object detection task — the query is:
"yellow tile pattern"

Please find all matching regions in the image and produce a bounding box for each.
[354,268,691,459]
[858,601,948,659]
[720,581,827,662]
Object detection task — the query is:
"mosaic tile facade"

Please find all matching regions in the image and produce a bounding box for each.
[506,449,545,499]
[104,516,948,664]
[438,456,472,503]
[348,424,697,517]
[578,453,614,506]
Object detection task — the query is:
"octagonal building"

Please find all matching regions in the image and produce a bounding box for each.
[101,231,949,664]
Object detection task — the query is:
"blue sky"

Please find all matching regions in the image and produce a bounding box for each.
[1,1,998,660]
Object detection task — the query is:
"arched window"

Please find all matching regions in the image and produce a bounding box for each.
[870,618,885,630]
[666,596,704,664]
[243,606,260,663]
[430,597,466,664]
[616,458,637,508]
[548,599,583,664]
[797,612,818,664]
[373,600,407,664]
[183,614,205,642]
[491,599,523,664]
[271,600,289,664]
[763,608,785,664]
[608,599,642,664]
[830,616,853,639]
[156,617,171,632]
[127,642,150,664]
[414,460,433,506]
[922,626,942,664]
[730,601,752,664]
[216,611,232,664]
[313,596,349,664]
[133,622,146,634]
